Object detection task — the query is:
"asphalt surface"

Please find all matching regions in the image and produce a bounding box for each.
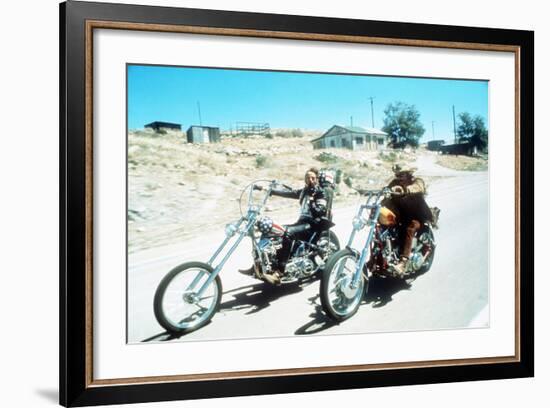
[127,155,488,343]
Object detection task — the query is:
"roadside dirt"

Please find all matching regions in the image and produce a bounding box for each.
[436,153,488,171]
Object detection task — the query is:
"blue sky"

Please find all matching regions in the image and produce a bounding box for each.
[127,64,488,143]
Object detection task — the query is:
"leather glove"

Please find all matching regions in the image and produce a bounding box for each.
[391,185,405,195]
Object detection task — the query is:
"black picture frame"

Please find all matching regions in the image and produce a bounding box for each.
[60,1,534,406]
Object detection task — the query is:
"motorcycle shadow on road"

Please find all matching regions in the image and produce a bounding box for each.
[294,271,431,335]
[364,272,428,308]
[293,275,426,336]
[294,296,339,335]
[143,279,319,342]
[218,278,316,315]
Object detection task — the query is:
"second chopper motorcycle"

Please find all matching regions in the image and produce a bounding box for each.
[320,188,438,322]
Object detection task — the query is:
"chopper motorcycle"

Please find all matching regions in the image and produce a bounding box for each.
[320,188,437,322]
[154,179,340,335]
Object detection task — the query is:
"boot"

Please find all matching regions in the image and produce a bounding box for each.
[393,257,409,278]
[263,271,281,285]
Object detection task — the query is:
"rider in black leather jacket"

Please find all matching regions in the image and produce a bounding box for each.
[239,167,334,283]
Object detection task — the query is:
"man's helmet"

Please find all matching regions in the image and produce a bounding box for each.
[319,169,335,188]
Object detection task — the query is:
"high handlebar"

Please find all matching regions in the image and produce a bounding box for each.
[239,179,291,217]
[252,180,292,192]
[356,187,397,197]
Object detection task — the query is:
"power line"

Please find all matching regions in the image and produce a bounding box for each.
[197,101,202,126]
[368,96,375,128]
[452,105,457,144]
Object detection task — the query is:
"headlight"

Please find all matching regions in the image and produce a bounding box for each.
[225,222,238,237]
[352,216,365,231]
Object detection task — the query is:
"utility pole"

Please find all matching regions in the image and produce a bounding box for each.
[452,105,457,144]
[350,116,353,127]
[368,97,375,128]
[197,101,202,126]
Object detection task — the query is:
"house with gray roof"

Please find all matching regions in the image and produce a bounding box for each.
[311,125,388,151]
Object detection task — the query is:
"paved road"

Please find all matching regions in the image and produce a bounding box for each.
[127,155,488,343]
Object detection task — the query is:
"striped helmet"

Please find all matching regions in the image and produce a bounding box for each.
[319,169,335,188]
[257,216,274,234]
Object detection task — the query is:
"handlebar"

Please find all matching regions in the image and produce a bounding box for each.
[239,179,290,218]
[252,181,292,192]
[357,187,396,197]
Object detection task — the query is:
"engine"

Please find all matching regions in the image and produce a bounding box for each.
[254,216,321,282]
[256,237,282,274]
[284,253,316,281]
[370,225,435,276]
[380,227,400,263]
[368,226,400,274]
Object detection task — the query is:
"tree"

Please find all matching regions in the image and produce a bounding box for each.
[457,112,488,151]
[382,102,425,148]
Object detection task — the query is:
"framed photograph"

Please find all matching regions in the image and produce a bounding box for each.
[60,1,534,406]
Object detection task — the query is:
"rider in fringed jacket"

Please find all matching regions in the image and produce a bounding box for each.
[383,163,433,277]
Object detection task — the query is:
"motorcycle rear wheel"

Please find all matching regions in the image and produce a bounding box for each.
[154,262,222,334]
[315,230,341,272]
[419,228,436,273]
[320,248,365,322]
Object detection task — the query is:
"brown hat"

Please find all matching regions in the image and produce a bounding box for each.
[392,163,417,175]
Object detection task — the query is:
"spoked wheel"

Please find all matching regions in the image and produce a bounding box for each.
[154,262,222,335]
[419,228,436,273]
[319,230,341,258]
[320,248,366,322]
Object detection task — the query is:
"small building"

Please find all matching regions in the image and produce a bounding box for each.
[311,125,388,151]
[186,125,221,144]
[439,141,478,156]
[144,121,181,132]
[427,140,445,151]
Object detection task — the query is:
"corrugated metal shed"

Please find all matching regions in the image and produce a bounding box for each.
[186,126,221,144]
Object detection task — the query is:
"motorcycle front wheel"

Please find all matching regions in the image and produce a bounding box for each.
[320,248,365,322]
[154,261,222,335]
